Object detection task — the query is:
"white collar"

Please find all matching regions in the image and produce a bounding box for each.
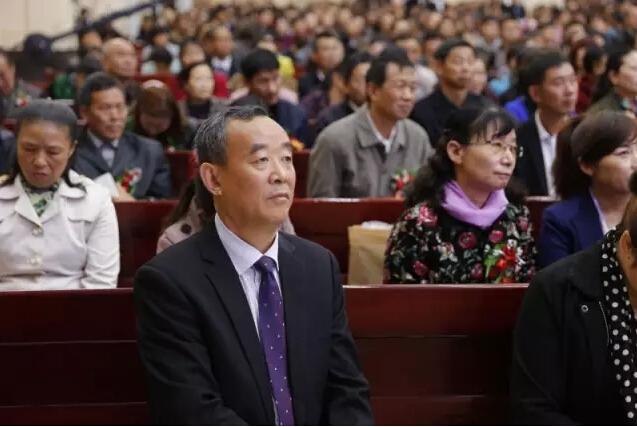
[0,170,85,200]
[214,214,279,276]
[88,130,119,149]
[589,189,610,234]
[365,110,397,153]
[534,110,554,143]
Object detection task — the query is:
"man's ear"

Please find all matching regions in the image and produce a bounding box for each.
[199,162,223,197]
[79,105,89,121]
[446,140,465,166]
[528,84,541,104]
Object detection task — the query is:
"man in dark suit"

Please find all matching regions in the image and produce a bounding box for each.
[410,38,491,146]
[233,49,310,147]
[298,31,345,99]
[514,51,577,196]
[73,72,171,199]
[134,105,373,425]
[201,25,242,78]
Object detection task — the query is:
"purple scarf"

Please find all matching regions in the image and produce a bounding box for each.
[441,181,509,229]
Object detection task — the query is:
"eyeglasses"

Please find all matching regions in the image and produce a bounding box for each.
[472,139,524,159]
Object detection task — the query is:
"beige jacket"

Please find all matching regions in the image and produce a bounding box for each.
[0,171,119,291]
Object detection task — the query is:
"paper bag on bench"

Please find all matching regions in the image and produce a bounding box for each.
[347,222,392,285]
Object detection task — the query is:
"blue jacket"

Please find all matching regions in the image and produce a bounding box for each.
[537,192,604,268]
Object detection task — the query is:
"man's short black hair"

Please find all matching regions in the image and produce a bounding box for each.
[366,46,413,87]
[240,48,279,81]
[433,38,475,61]
[77,72,124,107]
[337,51,373,83]
[149,46,173,66]
[527,50,570,86]
[311,30,342,52]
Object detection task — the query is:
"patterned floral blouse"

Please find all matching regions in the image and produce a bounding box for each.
[384,201,536,284]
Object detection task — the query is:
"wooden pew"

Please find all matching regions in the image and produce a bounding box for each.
[115,200,176,286]
[165,150,197,197]
[0,284,527,425]
[526,196,556,242]
[288,198,404,273]
[293,149,310,198]
[113,197,554,283]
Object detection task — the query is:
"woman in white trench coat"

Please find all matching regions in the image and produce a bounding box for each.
[0,100,119,290]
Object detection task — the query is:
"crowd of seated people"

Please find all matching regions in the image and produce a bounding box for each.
[0,0,636,293]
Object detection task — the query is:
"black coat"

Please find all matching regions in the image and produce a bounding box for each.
[511,243,626,424]
[134,224,373,425]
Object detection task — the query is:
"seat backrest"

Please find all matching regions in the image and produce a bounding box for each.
[165,150,197,198]
[289,198,405,272]
[115,200,177,285]
[0,285,527,425]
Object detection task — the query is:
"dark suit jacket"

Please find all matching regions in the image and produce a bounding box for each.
[537,192,605,268]
[298,71,326,99]
[134,224,373,425]
[72,130,172,199]
[514,119,548,196]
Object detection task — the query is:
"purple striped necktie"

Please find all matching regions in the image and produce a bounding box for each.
[254,256,295,426]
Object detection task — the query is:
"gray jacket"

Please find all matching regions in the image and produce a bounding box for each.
[308,106,433,198]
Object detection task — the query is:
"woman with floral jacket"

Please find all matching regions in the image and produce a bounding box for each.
[384,106,536,284]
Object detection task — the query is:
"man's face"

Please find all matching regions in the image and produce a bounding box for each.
[212,28,234,58]
[396,38,422,65]
[103,40,137,80]
[501,19,522,45]
[208,116,295,230]
[438,46,474,90]
[312,36,344,72]
[532,63,578,115]
[0,55,16,97]
[247,69,281,106]
[481,20,500,42]
[369,63,417,121]
[347,62,370,106]
[611,51,637,98]
[81,87,128,141]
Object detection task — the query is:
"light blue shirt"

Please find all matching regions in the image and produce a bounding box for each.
[214,214,281,337]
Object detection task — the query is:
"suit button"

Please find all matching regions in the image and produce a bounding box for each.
[581,304,589,313]
[30,256,42,266]
[32,227,43,236]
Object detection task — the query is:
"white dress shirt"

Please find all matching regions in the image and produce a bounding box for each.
[366,111,397,154]
[534,110,557,197]
[214,214,281,336]
[590,189,610,234]
[0,170,119,291]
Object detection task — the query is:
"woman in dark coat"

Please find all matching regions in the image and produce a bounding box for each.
[512,173,637,424]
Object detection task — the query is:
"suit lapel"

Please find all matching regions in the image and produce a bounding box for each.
[199,225,275,423]
[77,134,110,175]
[111,133,137,179]
[278,235,309,425]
